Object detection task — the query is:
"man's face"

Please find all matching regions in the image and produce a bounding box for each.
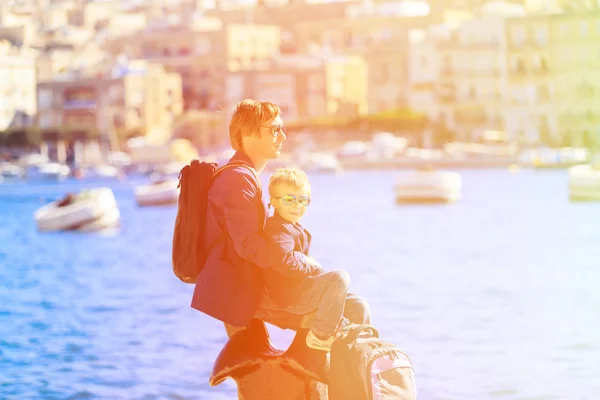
[254,114,286,160]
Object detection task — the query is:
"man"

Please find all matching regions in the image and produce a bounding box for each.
[191,99,371,337]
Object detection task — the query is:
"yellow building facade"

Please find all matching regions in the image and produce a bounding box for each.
[225,55,368,122]
[36,62,183,144]
[103,20,281,110]
[0,40,37,131]
[436,16,510,141]
[293,11,441,114]
[505,12,600,146]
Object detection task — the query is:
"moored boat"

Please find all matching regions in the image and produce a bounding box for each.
[34,188,120,232]
[134,178,179,206]
[568,163,600,201]
[395,168,462,204]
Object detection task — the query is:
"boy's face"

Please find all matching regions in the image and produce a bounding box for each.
[270,183,311,224]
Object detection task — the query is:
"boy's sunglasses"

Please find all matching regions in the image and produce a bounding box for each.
[274,194,311,207]
[262,124,286,138]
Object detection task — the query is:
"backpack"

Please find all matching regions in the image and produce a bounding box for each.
[171,159,257,284]
[329,324,417,400]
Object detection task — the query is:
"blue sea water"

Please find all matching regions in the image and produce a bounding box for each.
[1,169,599,400]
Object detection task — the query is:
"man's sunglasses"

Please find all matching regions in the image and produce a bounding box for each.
[262,124,286,138]
[274,194,311,207]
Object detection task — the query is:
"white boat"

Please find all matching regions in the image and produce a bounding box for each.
[0,162,24,179]
[395,169,462,204]
[27,162,71,181]
[134,179,179,206]
[527,147,589,169]
[34,188,120,232]
[568,163,600,201]
[298,152,343,174]
[76,165,123,180]
[77,207,121,232]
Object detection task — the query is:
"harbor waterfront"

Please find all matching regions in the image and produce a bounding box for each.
[1,170,599,400]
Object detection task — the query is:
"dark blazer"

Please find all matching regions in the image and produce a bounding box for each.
[190,152,316,327]
[190,151,267,326]
[262,212,321,307]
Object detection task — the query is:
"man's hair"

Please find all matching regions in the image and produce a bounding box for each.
[229,99,281,151]
[268,168,311,197]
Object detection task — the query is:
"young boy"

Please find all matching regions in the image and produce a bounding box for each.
[263,167,350,351]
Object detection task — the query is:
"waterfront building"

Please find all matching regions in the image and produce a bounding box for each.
[103,18,281,111]
[0,40,36,131]
[36,61,183,162]
[505,11,600,146]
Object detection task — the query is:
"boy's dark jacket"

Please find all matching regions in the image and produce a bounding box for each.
[262,211,321,307]
[190,152,317,327]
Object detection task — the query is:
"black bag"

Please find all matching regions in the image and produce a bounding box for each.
[329,324,416,400]
[171,160,256,283]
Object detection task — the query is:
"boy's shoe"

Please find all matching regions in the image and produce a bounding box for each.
[306,329,336,352]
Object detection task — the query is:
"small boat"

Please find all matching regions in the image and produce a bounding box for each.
[568,163,600,201]
[75,165,123,181]
[298,152,343,174]
[395,168,462,204]
[27,162,71,181]
[77,207,121,232]
[0,162,24,180]
[34,188,120,232]
[528,147,589,169]
[134,178,179,206]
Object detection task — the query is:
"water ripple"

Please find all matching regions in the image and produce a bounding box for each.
[1,172,600,399]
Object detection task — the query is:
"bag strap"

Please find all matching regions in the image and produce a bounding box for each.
[210,160,263,241]
[212,160,261,194]
[342,324,379,344]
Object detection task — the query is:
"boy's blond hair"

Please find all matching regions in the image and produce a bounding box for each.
[229,99,281,151]
[268,168,311,197]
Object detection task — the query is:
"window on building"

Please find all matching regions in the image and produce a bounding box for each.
[109,85,123,103]
[581,47,590,63]
[380,64,389,82]
[537,84,550,101]
[580,21,589,36]
[533,57,548,72]
[308,74,324,92]
[511,26,525,47]
[129,90,144,106]
[198,69,210,79]
[512,58,526,74]
[39,113,53,128]
[441,54,452,75]
[559,23,568,36]
[195,39,211,55]
[511,87,522,103]
[534,27,548,46]
[38,89,53,109]
[113,115,124,128]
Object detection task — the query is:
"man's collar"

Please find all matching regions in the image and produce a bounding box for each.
[230,151,256,169]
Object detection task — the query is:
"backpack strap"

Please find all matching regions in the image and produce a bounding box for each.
[212,160,261,195]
